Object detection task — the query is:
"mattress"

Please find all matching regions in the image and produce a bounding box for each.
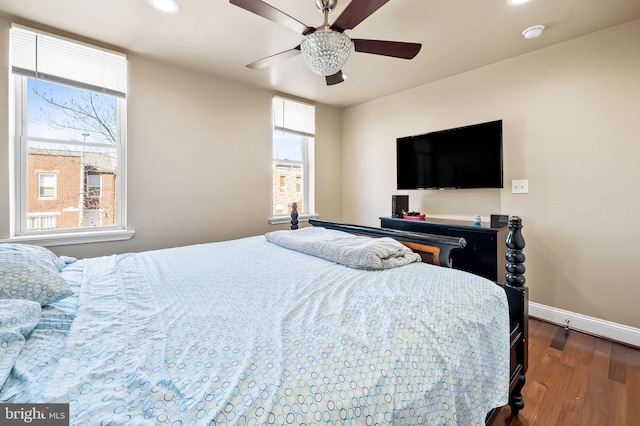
[1,235,510,425]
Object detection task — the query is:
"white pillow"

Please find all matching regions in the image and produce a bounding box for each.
[0,243,73,306]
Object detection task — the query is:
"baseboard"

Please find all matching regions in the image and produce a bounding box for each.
[529,302,640,348]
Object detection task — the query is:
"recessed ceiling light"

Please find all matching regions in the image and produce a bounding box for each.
[522,25,545,39]
[507,0,532,5]
[148,0,180,13]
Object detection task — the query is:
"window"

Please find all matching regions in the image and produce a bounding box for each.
[38,173,57,199]
[271,96,315,222]
[86,175,102,198]
[10,25,129,242]
[84,173,103,211]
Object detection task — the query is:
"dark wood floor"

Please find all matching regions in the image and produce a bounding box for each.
[490,318,640,426]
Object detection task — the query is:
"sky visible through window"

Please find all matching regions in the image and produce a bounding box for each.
[27,78,116,144]
[273,131,304,162]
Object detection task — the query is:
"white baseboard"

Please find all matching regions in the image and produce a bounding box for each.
[529,302,640,348]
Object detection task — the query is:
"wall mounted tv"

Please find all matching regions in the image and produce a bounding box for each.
[396,120,503,190]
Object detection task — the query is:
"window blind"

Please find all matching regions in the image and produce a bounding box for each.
[10,25,127,98]
[273,96,315,137]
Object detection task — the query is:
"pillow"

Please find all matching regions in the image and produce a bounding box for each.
[265,227,422,270]
[0,299,41,388]
[0,243,73,306]
[0,243,66,272]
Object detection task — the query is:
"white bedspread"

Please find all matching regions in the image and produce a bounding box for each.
[1,236,510,425]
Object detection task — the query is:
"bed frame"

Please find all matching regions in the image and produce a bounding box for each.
[288,204,528,422]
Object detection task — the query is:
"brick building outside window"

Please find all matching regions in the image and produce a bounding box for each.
[27,148,116,231]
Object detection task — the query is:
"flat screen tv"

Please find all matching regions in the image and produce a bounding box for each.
[396,120,503,190]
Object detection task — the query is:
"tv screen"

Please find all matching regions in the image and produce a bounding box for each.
[396,120,503,190]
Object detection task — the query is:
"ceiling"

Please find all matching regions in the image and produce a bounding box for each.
[1,0,639,108]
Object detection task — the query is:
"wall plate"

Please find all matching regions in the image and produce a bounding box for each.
[512,179,528,194]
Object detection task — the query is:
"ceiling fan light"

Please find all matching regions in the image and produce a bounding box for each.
[300,30,353,76]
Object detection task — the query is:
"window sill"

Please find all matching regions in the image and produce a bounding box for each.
[1,229,135,247]
[268,213,319,225]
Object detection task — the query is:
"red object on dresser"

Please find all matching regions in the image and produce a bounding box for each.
[403,213,426,221]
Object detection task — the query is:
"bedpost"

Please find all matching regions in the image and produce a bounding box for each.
[506,216,526,288]
[290,202,299,230]
[504,215,528,416]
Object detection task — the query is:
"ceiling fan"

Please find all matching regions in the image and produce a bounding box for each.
[229,0,422,85]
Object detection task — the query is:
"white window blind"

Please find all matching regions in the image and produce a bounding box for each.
[273,96,315,136]
[11,25,127,98]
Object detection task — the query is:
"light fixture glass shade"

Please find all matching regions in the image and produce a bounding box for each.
[300,30,352,76]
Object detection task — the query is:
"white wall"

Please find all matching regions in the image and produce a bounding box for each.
[0,16,343,258]
[341,20,640,329]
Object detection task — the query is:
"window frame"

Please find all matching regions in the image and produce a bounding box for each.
[37,172,57,199]
[86,174,103,199]
[269,96,317,225]
[4,24,133,246]
[9,75,132,246]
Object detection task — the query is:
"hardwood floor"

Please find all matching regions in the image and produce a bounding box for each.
[490,318,640,426]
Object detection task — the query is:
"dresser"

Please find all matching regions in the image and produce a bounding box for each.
[380,216,508,283]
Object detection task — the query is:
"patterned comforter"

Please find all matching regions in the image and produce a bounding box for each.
[1,235,509,425]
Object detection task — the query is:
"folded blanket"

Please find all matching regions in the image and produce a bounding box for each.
[265,227,421,270]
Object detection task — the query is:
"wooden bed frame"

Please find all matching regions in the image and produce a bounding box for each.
[289,204,528,422]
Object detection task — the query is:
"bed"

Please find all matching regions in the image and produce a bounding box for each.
[0,210,528,425]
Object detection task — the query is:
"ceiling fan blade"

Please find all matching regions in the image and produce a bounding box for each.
[246,46,301,70]
[331,0,390,31]
[230,0,314,35]
[325,71,344,86]
[352,39,422,59]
